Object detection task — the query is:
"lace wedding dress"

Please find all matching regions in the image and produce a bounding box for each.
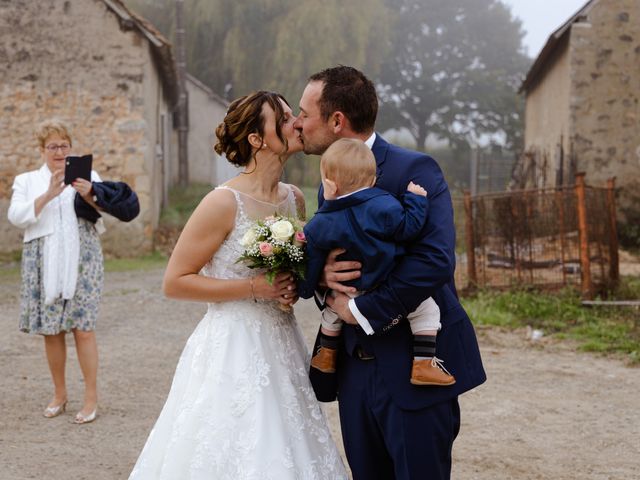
[129,185,348,480]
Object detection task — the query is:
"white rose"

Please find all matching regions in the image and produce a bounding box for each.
[240,228,258,247]
[270,220,295,242]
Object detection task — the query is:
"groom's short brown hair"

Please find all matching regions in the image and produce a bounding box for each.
[309,66,378,134]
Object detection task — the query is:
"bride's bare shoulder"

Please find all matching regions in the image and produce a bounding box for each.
[203,186,237,207]
[189,187,237,225]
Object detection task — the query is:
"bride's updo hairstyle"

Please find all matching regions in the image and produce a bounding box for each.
[214,91,291,167]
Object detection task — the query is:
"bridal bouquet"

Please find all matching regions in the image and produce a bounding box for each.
[237,215,307,286]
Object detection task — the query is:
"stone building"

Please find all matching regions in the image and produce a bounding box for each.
[518,0,639,225]
[185,74,236,187]
[0,0,228,258]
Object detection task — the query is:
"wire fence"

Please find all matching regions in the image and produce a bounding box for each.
[453,174,619,298]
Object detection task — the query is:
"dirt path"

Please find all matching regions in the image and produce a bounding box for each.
[0,268,638,479]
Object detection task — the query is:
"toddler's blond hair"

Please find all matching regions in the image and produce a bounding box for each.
[321,138,376,194]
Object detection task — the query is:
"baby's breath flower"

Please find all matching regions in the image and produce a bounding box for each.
[236,214,307,285]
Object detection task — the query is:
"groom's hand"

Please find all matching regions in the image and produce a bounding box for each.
[320,248,360,294]
[325,292,358,325]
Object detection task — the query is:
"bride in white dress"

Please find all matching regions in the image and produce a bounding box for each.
[129,91,348,479]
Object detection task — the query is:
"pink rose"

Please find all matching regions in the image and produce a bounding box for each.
[259,242,274,257]
[293,231,306,247]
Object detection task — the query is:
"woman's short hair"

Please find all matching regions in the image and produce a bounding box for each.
[214,91,290,167]
[321,138,377,193]
[35,119,72,149]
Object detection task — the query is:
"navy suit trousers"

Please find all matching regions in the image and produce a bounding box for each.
[337,349,461,480]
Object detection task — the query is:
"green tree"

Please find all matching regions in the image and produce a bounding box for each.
[128,0,391,187]
[377,0,530,152]
[127,0,234,96]
[127,0,173,35]
[266,0,389,101]
[128,0,389,104]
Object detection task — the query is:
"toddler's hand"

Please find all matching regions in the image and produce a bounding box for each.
[407,181,427,197]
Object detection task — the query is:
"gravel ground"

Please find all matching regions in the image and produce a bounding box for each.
[1,267,638,479]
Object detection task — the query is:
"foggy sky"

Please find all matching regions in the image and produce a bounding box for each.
[502,0,589,57]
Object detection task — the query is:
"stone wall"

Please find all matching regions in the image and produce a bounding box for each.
[523,36,572,187]
[569,0,640,222]
[0,0,173,257]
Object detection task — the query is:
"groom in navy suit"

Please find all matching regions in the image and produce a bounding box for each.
[294,66,486,480]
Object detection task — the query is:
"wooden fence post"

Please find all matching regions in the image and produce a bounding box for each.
[575,173,592,299]
[606,177,619,288]
[463,190,477,288]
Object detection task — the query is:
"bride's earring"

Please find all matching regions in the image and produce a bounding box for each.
[262,143,268,149]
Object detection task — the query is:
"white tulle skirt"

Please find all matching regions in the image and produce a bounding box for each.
[129,300,347,480]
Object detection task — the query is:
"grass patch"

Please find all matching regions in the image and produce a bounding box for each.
[160,183,214,228]
[0,250,22,263]
[462,277,640,363]
[104,251,167,272]
[0,252,167,285]
[614,275,640,300]
[0,264,20,281]
[301,186,319,220]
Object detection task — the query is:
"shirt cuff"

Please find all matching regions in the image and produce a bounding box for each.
[348,299,374,335]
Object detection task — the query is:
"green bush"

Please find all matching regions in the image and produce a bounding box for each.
[159,183,215,228]
[618,198,640,251]
[301,186,319,220]
[619,220,640,252]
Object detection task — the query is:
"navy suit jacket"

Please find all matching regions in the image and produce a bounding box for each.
[310,135,486,410]
[74,181,140,223]
[298,188,427,299]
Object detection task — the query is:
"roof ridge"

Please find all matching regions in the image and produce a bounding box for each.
[520,0,598,93]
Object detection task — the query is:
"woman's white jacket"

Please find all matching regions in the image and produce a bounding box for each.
[8,164,102,243]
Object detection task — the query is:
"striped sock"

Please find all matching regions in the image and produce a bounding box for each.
[413,334,436,360]
[320,331,340,350]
